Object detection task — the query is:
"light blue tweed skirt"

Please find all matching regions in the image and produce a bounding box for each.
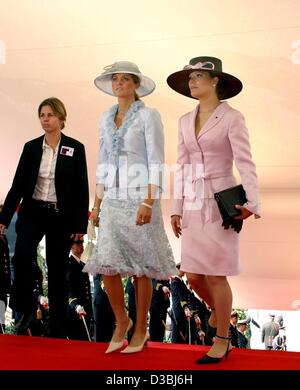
[83,190,177,279]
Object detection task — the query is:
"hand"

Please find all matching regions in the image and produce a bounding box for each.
[71,233,84,242]
[136,204,152,226]
[194,314,201,327]
[0,223,6,235]
[198,329,206,339]
[39,296,49,309]
[234,205,253,220]
[162,286,170,294]
[76,305,86,317]
[171,215,182,238]
[184,307,192,318]
[162,286,170,300]
[90,208,100,227]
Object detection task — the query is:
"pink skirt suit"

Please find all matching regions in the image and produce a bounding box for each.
[172,102,260,276]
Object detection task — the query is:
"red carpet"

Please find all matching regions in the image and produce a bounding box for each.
[1,334,299,370]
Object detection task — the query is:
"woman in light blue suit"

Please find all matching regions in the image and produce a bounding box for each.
[84,61,177,354]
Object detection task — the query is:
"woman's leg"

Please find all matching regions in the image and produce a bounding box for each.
[205,275,232,357]
[129,275,152,346]
[185,273,217,326]
[185,273,214,307]
[102,274,129,342]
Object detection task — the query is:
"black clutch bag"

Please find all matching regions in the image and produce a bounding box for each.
[214,184,247,233]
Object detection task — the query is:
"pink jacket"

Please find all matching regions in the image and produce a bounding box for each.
[172,102,260,219]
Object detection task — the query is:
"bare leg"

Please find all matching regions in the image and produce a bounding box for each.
[129,275,152,347]
[185,273,214,307]
[205,275,232,358]
[103,274,129,342]
[186,273,217,327]
[133,275,139,315]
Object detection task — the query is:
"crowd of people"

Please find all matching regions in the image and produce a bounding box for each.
[0,231,254,350]
[0,56,261,363]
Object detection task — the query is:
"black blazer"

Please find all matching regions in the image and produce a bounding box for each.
[170,277,189,313]
[0,133,89,234]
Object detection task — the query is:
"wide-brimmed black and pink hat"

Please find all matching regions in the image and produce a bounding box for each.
[167,56,243,100]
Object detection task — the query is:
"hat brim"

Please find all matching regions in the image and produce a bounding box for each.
[94,72,156,97]
[167,69,242,100]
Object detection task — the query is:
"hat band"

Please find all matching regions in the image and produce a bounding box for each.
[102,62,140,75]
[183,61,215,71]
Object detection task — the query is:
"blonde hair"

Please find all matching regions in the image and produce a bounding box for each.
[38,97,67,129]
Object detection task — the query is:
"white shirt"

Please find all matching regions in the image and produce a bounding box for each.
[32,137,59,202]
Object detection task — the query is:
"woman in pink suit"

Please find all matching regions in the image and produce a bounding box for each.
[167,56,260,364]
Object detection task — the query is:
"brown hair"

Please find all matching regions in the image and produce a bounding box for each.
[131,74,141,101]
[208,72,226,100]
[38,97,67,129]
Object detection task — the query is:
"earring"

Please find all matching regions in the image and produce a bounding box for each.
[212,84,216,87]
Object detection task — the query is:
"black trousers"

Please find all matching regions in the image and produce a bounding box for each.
[149,305,168,342]
[93,297,115,342]
[10,200,72,338]
[170,311,198,344]
[170,310,186,344]
[67,311,93,341]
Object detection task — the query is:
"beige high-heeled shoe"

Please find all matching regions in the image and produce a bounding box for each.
[121,332,150,354]
[105,318,133,354]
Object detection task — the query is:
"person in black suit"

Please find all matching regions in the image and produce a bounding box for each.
[149,279,170,342]
[237,319,248,348]
[67,237,93,341]
[0,97,89,338]
[229,310,239,347]
[170,265,210,345]
[170,268,195,344]
[93,274,115,342]
[185,280,212,345]
[0,226,11,333]
[15,259,50,337]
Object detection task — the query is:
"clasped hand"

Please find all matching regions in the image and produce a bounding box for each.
[136,204,152,226]
[234,205,253,220]
[90,208,100,227]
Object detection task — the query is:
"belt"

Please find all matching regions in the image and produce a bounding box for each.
[32,199,59,212]
[190,171,233,222]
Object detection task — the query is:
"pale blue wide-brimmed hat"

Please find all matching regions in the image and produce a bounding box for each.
[94,61,156,97]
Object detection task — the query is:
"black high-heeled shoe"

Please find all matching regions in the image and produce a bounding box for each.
[196,334,232,364]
